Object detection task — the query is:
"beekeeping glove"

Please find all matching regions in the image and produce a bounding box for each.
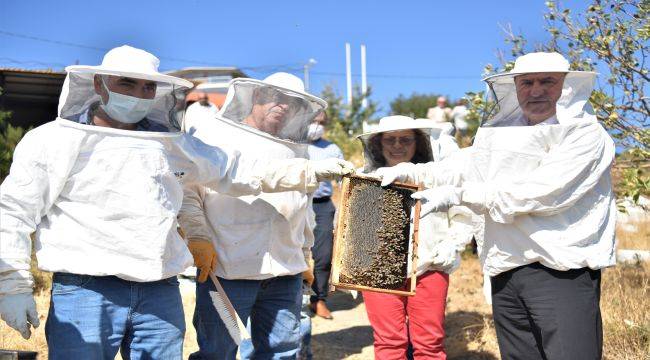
[376,162,420,187]
[188,239,217,283]
[312,158,355,181]
[411,186,463,216]
[0,292,39,339]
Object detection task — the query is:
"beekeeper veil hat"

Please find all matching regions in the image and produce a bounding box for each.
[218,72,327,143]
[357,115,435,172]
[481,52,598,127]
[59,45,193,132]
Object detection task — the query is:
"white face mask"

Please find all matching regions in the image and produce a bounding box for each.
[100,79,154,124]
[307,123,325,141]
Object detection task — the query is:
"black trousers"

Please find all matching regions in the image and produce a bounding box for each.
[491,262,602,360]
[310,198,335,302]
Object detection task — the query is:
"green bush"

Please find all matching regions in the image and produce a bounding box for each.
[0,88,29,181]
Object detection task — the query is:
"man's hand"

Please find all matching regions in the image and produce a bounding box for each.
[187,239,217,283]
[411,186,463,216]
[0,293,39,339]
[312,159,355,181]
[302,269,315,286]
[375,162,420,187]
[302,258,315,286]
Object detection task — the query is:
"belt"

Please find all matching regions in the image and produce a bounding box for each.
[312,196,331,203]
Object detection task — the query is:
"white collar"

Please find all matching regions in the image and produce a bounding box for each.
[536,115,559,126]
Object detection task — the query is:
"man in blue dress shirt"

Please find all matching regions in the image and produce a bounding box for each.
[306,111,344,319]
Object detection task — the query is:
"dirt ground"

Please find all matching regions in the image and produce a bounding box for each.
[176,254,499,359]
[305,254,499,360]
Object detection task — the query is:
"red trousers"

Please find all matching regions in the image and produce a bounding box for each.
[362,271,449,360]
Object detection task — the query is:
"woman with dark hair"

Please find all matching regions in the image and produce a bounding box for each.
[357,115,473,360]
[365,127,433,170]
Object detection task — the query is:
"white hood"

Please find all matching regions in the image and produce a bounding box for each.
[59,45,192,132]
[482,52,598,127]
[216,74,327,143]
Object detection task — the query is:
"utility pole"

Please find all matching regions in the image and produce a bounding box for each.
[303,58,317,92]
[361,44,367,109]
[345,42,352,105]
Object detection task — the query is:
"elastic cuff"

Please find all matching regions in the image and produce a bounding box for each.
[461,182,487,213]
[0,269,34,296]
[305,162,319,193]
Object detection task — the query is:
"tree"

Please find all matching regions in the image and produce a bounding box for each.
[321,84,379,135]
[0,87,28,180]
[319,84,379,162]
[389,93,445,119]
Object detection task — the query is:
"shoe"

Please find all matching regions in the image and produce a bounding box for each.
[310,300,333,319]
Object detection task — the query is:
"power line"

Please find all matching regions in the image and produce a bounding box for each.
[0,56,67,68]
[1,30,479,81]
[0,30,298,71]
[254,67,479,81]
[310,70,478,80]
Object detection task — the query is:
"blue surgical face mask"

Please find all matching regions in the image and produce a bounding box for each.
[100,78,154,124]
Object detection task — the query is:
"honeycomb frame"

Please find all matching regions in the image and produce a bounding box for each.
[330,174,422,296]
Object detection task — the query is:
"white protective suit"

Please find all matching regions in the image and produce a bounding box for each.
[0,49,324,296]
[178,73,324,280]
[381,55,616,277]
[358,116,474,274]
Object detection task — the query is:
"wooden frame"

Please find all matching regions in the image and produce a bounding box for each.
[330,174,422,296]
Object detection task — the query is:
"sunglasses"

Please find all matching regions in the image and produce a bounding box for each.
[381,136,416,146]
[256,88,309,110]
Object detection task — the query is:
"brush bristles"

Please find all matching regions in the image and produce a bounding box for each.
[209,291,249,344]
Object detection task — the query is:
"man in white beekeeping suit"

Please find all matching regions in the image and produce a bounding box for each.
[378,52,616,360]
[179,72,330,360]
[0,46,354,359]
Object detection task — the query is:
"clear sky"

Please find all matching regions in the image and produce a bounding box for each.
[1,0,590,115]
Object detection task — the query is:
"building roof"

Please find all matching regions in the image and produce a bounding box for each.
[0,68,66,102]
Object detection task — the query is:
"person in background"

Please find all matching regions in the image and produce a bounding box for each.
[450,98,469,137]
[426,96,452,124]
[358,115,474,359]
[306,110,344,319]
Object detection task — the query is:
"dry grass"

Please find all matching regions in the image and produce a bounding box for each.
[601,262,650,359]
[617,218,650,250]
[445,252,499,359]
[603,224,650,359]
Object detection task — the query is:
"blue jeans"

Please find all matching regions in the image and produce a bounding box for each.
[296,295,313,360]
[190,274,302,360]
[45,272,185,360]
